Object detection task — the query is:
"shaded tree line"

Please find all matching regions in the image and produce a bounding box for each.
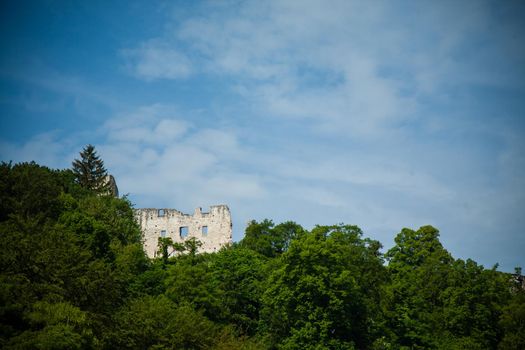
[0,157,524,349]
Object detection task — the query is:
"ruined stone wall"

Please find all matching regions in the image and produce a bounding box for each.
[135,205,232,258]
[106,175,119,197]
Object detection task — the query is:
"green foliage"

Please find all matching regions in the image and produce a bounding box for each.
[0,160,520,349]
[240,219,305,258]
[439,260,510,349]
[260,225,387,349]
[164,253,224,321]
[58,194,142,260]
[157,236,175,266]
[498,290,525,350]
[108,295,218,349]
[208,247,268,334]
[0,162,70,224]
[6,301,94,350]
[71,144,110,194]
[385,226,515,349]
[385,226,454,348]
[126,260,168,297]
[0,161,145,347]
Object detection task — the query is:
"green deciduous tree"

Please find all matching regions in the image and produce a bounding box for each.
[240,219,305,258]
[385,226,453,348]
[385,226,511,349]
[164,253,224,321]
[5,301,94,350]
[260,224,387,349]
[108,295,218,349]
[0,162,67,224]
[438,259,510,349]
[498,288,525,350]
[208,247,268,335]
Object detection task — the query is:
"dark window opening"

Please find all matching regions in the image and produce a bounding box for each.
[201,226,208,236]
[179,226,189,239]
[158,209,165,217]
[160,230,166,238]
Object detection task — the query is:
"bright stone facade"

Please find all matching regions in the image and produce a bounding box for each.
[135,205,233,258]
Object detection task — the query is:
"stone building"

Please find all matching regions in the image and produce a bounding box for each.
[135,205,233,258]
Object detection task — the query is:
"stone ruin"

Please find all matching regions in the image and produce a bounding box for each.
[108,176,231,257]
[106,175,119,197]
[134,205,233,258]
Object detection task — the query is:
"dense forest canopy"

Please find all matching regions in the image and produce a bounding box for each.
[0,160,524,349]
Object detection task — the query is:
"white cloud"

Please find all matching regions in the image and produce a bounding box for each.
[122,41,192,80]
[124,0,429,137]
[97,104,265,211]
[123,0,525,139]
[103,104,189,146]
[272,156,453,200]
[0,132,76,169]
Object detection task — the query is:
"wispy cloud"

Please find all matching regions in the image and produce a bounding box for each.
[103,104,189,145]
[0,64,123,111]
[0,132,77,169]
[124,0,524,135]
[122,41,192,80]
[98,104,265,207]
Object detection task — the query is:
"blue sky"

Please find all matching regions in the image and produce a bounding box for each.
[1,0,524,272]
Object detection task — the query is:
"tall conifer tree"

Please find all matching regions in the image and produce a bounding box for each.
[72,144,109,194]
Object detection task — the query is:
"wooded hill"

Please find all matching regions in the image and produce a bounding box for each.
[1,161,524,349]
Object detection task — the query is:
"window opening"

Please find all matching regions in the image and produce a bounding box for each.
[179,226,189,239]
[158,209,165,217]
[160,230,166,238]
[201,226,208,236]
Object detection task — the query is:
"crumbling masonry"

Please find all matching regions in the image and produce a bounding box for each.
[135,205,233,258]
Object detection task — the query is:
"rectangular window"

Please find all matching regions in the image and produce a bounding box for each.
[160,230,166,238]
[201,226,208,236]
[158,209,165,217]
[179,226,189,239]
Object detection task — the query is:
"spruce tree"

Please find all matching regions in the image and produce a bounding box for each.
[72,144,109,194]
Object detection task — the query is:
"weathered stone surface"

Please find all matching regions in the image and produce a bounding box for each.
[106,175,119,197]
[135,205,232,258]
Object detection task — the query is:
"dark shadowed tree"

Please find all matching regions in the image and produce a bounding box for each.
[498,279,525,350]
[72,145,109,194]
[208,246,268,335]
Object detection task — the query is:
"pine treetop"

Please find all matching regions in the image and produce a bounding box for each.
[72,144,110,194]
